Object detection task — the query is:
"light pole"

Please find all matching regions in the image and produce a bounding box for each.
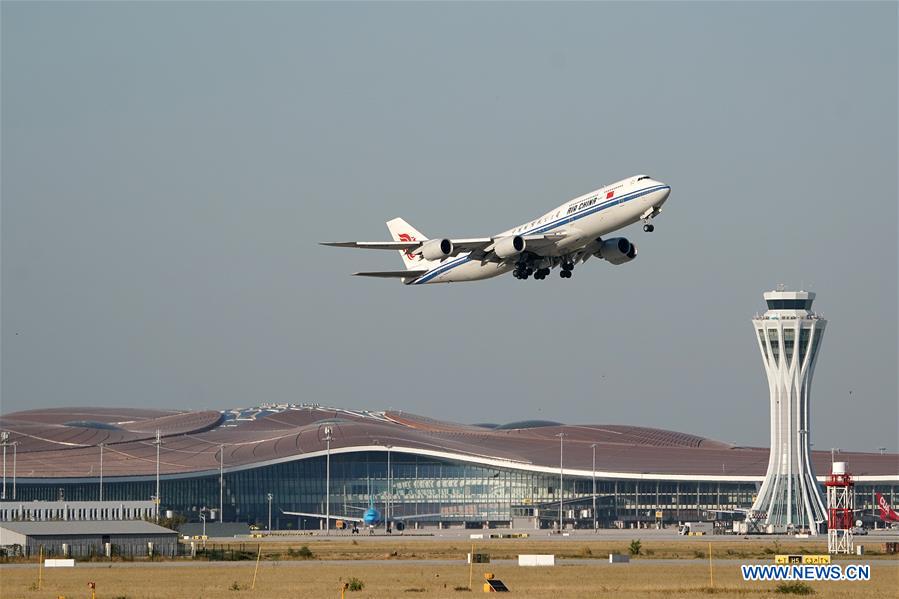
[153,429,162,522]
[324,427,333,536]
[386,444,393,531]
[11,441,17,500]
[199,508,208,544]
[267,492,273,533]
[1,431,8,500]
[218,444,224,523]
[556,432,565,533]
[591,443,597,532]
[99,443,105,502]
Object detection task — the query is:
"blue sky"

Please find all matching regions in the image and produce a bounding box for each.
[2,2,896,451]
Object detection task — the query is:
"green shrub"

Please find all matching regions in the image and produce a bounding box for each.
[288,545,313,559]
[347,577,364,592]
[775,582,816,595]
[628,539,642,556]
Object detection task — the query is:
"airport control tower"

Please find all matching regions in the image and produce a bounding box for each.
[750,288,828,534]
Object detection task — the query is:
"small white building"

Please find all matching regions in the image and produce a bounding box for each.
[0,520,178,558]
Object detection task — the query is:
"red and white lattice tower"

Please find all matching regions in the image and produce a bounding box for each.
[825,462,854,554]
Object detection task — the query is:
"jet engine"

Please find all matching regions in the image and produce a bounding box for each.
[597,237,637,265]
[493,235,525,259]
[419,238,454,261]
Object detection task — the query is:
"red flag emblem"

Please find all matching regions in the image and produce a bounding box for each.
[606,191,615,199]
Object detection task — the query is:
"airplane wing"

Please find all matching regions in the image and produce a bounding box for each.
[281,510,364,523]
[390,512,452,521]
[321,241,420,250]
[468,233,569,263]
[323,233,569,262]
[352,270,429,278]
[322,238,493,258]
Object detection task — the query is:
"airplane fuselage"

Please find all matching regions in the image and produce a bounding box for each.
[362,507,381,526]
[410,176,670,284]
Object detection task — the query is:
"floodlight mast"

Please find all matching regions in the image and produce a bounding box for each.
[324,426,333,536]
[1,432,9,501]
[153,429,162,523]
[219,444,224,522]
[556,432,565,532]
[98,443,105,502]
[591,443,597,532]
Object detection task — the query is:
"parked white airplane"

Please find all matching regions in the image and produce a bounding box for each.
[322,174,671,284]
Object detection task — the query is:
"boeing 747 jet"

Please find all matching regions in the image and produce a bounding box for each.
[322,174,671,284]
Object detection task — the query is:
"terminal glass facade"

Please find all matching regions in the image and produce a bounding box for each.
[9,452,896,529]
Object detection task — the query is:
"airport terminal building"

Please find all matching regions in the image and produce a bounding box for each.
[1,405,896,531]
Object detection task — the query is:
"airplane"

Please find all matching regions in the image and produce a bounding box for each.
[322,174,671,284]
[876,492,899,523]
[283,496,384,530]
[283,496,443,533]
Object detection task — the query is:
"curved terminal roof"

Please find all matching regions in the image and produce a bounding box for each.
[1,405,895,483]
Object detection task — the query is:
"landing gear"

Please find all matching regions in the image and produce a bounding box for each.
[513,264,533,280]
[560,262,574,279]
[560,269,572,279]
[643,223,655,233]
[533,268,550,280]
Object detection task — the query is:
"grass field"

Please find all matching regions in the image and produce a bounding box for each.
[187,537,897,562]
[2,561,897,599]
[1,538,897,599]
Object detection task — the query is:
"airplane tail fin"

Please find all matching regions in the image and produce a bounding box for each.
[876,493,899,522]
[386,217,437,271]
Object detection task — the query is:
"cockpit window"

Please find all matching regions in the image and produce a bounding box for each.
[636,176,651,182]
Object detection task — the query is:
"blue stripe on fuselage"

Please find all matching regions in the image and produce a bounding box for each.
[412,185,667,284]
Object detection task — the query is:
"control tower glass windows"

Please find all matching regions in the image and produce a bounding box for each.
[767,329,780,361]
[757,330,768,358]
[783,329,795,362]
[766,299,812,310]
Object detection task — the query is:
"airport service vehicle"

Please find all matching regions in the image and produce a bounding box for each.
[322,174,671,284]
[679,522,714,535]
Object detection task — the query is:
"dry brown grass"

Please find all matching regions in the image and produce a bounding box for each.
[192,538,894,562]
[1,560,896,599]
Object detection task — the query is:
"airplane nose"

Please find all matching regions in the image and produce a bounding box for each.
[657,184,671,205]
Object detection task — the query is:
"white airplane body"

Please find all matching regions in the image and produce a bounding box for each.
[323,175,671,284]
